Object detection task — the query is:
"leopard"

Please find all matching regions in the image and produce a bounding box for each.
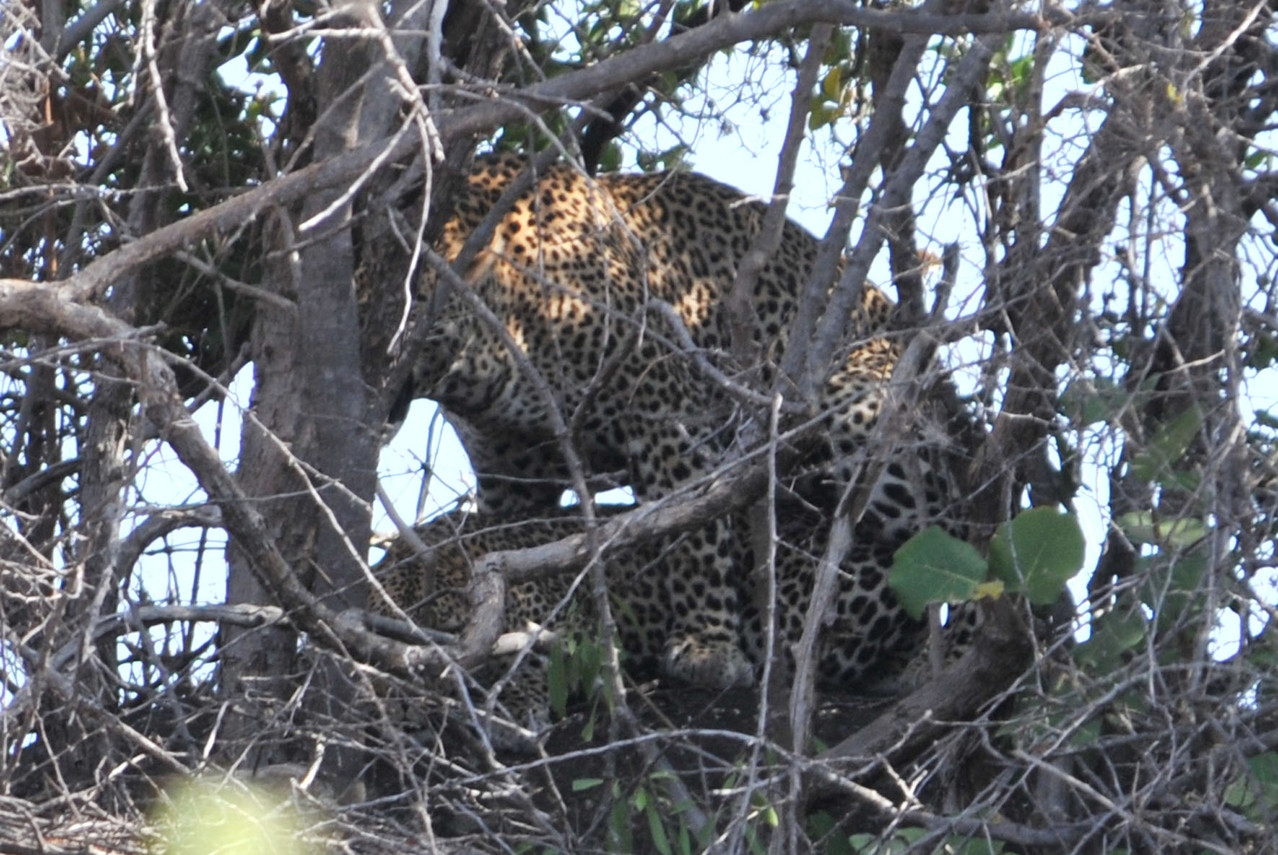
[368,500,936,728]
[376,153,918,693]
[367,438,975,729]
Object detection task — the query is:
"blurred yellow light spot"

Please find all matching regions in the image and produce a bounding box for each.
[153,777,316,855]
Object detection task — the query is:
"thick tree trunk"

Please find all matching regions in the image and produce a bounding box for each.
[219,0,392,783]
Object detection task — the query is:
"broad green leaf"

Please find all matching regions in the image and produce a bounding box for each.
[897,828,927,845]
[1252,749,1278,777]
[1009,54,1034,83]
[808,813,854,855]
[1117,511,1208,548]
[598,143,623,174]
[808,101,836,131]
[988,509,1085,605]
[848,834,877,853]
[824,29,854,64]
[890,526,989,619]
[1248,751,1278,803]
[1067,717,1103,749]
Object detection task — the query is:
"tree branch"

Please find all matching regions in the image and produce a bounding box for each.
[61,0,1063,304]
[0,276,498,680]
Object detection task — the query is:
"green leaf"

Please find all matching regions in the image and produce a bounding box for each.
[1117,511,1208,548]
[573,777,605,791]
[632,787,648,811]
[988,509,1085,605]
[646,803,672,855]
[1249,333,1278,371]
[824,29,854,64]
[1073,610,1146,672]
[808,101,835,131]
[1130,408,1202,482]
[973,579,1006,600]
[1245,147,1271,170]
[598,143,623,174]
[848,834,877,853]
[897,827,927,846]
[890,527,989,619]
[1226,752,1278,814]
[609,798,632,853]
[1067,716,1103,749]
[952,836,1005,855]
[821,66,842,101]
[1009,54,1034,85]
[1247,751,1278,801]
[808,811,854,855]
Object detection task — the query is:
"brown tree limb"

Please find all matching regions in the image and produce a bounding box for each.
[813,597,1033,773]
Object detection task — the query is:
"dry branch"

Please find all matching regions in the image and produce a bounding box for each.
[58,0,1060,305]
